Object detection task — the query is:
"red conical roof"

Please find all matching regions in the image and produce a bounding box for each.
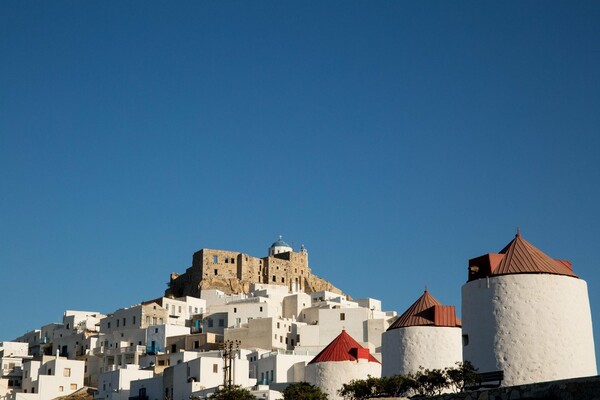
[467,233,577,282]
[387,291,461,331]
[308,330,380,365]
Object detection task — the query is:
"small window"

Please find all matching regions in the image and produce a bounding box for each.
[59,386,64,392]
[70,384,77,390]
[281,277,285,283]
[48,368,52,375]
[213,256,218,264]
[259,307,263,312]
[234,308,237,313]
[133,316,136,325]
[277,322,280,328]
[214,269,218,276]
[213,364,218,373]
[108,322,111,329]
[272,276,276,282]
[340,313,345,321]
[218,319,224,327]
[123,317,126,326]
[63,368,71,377]
[178,306,182,313]
[462,334,469,346]
[208,319,213,327]
[116,319,119,328]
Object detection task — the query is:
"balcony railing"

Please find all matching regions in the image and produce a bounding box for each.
[93,345,147,356]
[145,344,163,355]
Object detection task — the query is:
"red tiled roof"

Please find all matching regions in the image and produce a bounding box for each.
[308,330,380,364]
[467,233,578,282]
[387,291,461,331]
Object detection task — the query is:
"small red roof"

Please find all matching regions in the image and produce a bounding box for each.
[387,291,461,331]
[467,233,577,282]
[308,330,380,365]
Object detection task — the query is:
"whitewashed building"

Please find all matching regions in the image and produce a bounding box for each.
[381,290,462,377]
[249,348,316,386]
[0,342,31,398]
[462,233,597,386]
[306,330,381,400]
[18,355,84,399]
[95,364,154,400]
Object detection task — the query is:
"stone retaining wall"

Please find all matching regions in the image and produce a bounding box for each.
[370,375,600,400]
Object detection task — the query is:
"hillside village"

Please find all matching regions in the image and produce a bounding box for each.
[0,234,597,400]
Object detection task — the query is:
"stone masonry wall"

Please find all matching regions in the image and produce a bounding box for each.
[375,375,600,400]
[167,247,345,297]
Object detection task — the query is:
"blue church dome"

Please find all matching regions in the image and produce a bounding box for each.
[271,238,291,248]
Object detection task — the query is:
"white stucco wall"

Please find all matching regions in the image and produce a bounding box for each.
[306,360,381,400]
[381,326,462,377]
[21,356,84,400]
[462,274,596,386]
[97,365,154,400]
[254,352,314,384]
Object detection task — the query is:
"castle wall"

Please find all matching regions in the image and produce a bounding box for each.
[381,326,462,377]
[167,247,343,298]
[462,274,596,386]
[264,253,309,291]
[196,249,242,280]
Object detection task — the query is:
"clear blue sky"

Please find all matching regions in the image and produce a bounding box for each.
[2,1,600,364]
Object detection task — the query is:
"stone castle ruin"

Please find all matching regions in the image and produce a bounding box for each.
[166,237,344,297]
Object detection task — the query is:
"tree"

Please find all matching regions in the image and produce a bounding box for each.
[409,368,448,397]
[445,361,480,393]
[283,382,329,400]
[209,385,255,400]
[376,375,413,398]
[338,376,378,400]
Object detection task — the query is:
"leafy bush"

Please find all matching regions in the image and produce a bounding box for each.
[209,385,255,400]
[337,362,479,399]
[445,361,480,392]
[282,382,329,400]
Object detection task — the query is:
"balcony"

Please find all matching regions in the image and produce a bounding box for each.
[1,366,22,377]
[145,344,163,355]
[93,345,146,356]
